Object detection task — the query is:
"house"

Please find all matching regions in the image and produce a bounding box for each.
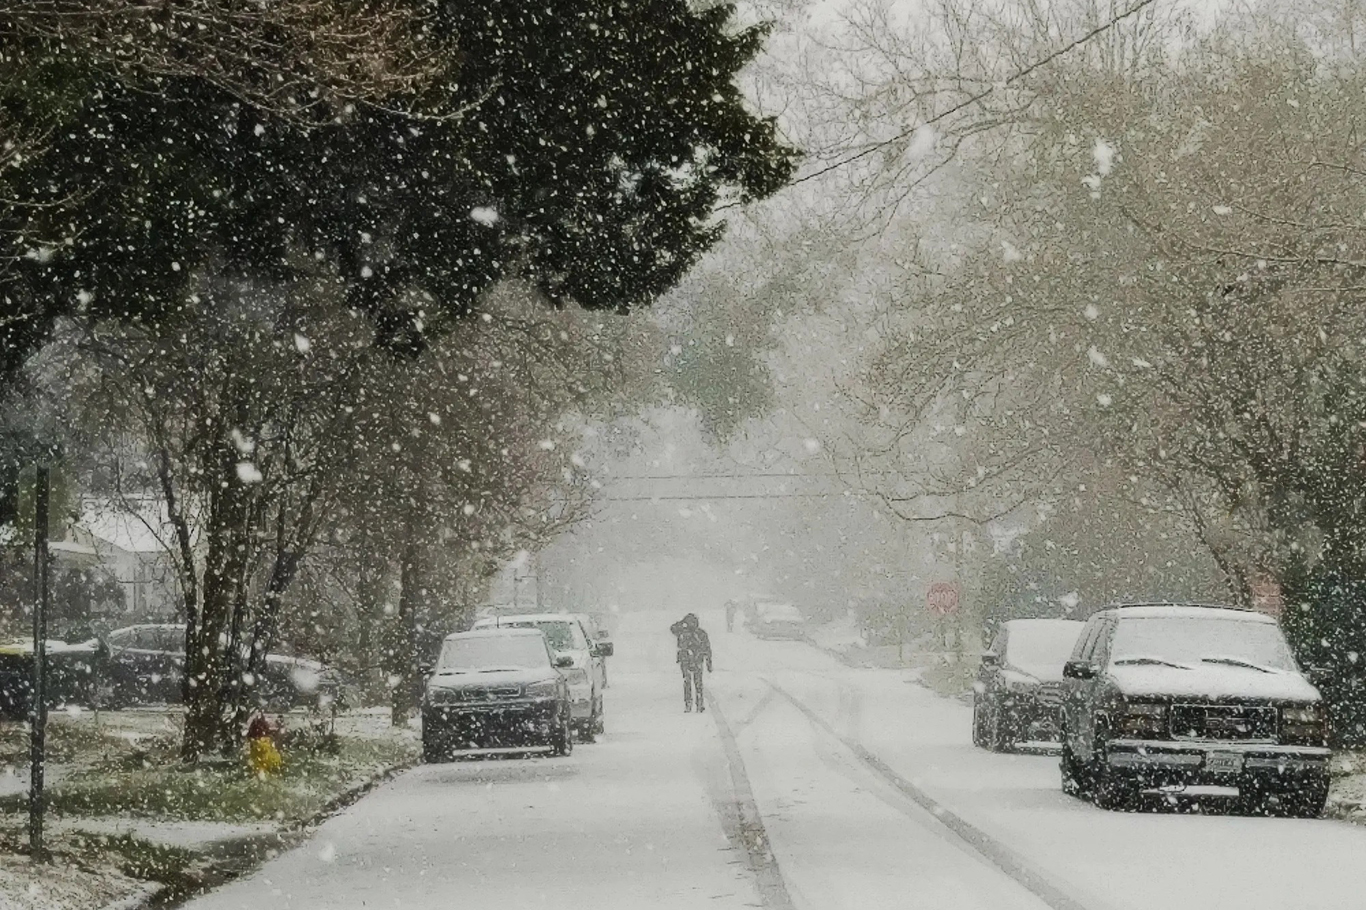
[78,497,182,624]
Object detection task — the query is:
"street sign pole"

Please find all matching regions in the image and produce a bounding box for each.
[30,465,49,862]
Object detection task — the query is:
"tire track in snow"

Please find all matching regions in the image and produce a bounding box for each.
[766,679,1114,910]
[706,693,797,910]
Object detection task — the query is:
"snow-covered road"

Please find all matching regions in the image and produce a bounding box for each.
[184,610,1366,909]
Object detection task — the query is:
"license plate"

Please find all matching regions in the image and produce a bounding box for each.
[1205,751,1244,775]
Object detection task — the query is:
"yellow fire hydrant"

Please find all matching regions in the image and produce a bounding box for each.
[246,715,283,777]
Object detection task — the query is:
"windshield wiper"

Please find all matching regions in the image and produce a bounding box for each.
[1112,655,1193,670]
[476,666,527,673]
[1200,655,1278,674]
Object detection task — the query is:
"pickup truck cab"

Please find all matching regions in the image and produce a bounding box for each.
[1060,604,1330,816]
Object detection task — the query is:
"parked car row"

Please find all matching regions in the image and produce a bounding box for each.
[423,610,616,760]
[0,623,343,720]
[974,605,1331,817]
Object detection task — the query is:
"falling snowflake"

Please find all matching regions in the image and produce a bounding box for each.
[1092,138,1116,175]
[236,462,263,483]
[470,207,499,226]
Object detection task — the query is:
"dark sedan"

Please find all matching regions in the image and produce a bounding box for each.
[103,624,341,710]
[0,638,105,719]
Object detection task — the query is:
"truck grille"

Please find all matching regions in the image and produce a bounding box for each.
[454,685,523,702]
[1170,704,1277,741]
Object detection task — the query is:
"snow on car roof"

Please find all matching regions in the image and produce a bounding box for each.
[472,613,581,625]
[446,627,547,641]
[1096,604,1273,622]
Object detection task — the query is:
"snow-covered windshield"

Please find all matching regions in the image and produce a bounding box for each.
[1109,618,1298,672]
[1005,622,1083,669]
[437,636,550,672]
[497,621,586,652]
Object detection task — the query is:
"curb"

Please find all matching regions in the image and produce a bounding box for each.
[97,884,166,910]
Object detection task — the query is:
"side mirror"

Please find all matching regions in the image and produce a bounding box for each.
[1063,660,1096,681]
[419,661,434,678]
[592,642,615,658]
[980,652,1000,667]
[554,655,575,669]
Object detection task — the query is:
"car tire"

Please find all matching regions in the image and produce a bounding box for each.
[423,730,452,764]
[1060,741,1090,799]
[550,711,574,756]
[1267,783,1329,819]
[971,698,990,748]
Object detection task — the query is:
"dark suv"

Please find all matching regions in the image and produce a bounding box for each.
[422,627,574,760]
[1059,604,1330,816]
[973,618,1085,751]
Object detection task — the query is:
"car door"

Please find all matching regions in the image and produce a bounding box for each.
[579,619,606,693]
[1062,617,1104,759]
[1073,618,1115,762]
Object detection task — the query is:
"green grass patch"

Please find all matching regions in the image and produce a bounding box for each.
[0,735,416,824]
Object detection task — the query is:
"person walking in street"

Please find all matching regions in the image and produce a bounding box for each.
[725,600,737,632]
[669,613,712,712]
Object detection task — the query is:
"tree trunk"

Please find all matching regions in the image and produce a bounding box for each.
[181,447,254,761]
[388,516,421,727]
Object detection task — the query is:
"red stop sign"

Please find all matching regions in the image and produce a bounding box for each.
[927,583,960,616]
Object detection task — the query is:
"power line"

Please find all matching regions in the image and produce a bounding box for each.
[734,0,1161,199]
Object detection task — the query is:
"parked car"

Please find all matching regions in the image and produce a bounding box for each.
[0,638,105,720]
[1059,604,1330,816]
[751,602,806,641]
[422,627,573,761]
[574,612,614,688]
[472,612,608,740]
[102,624,341,711]
[973,618,1085,751]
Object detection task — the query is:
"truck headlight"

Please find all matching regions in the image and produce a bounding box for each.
[1118,702,1168,737]
[525,680,558,699]
[1281,704,1327,744]
[426,687,459,706]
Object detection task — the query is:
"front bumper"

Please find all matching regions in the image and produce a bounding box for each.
[1000,693,1063,740]
[1105,738,1331,790]
[423,699,561,749]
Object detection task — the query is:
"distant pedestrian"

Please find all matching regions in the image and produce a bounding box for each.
[669,613,712,712]
[725,601,737,632]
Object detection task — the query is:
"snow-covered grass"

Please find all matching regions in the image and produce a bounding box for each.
[0,830,160,910]
[18,729,416,823]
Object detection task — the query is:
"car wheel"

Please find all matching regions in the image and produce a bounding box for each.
[550,711,574,756]
[423,730,452,764]
[1266,783,1329,819]
[971,699,989,748]
[1060,741,1090,799]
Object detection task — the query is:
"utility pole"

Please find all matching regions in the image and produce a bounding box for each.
[30,465,49,862]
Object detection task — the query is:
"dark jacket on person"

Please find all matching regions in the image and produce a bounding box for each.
[670,615,712,670]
